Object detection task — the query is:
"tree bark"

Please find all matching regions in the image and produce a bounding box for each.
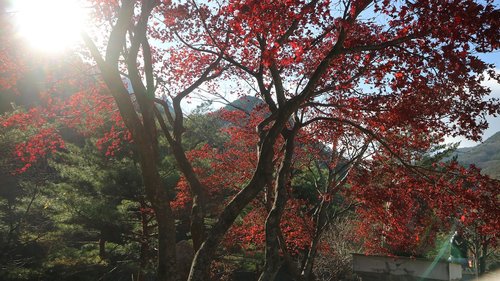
[99,235,106,260]
[154,202,179,281]
[188,111,291,281]
[135,102,178,281]
[137,199,150,281]
[83,1,180,279]
[300,201,327,281]
[479,240,487,276]
[259,127,298,281]
[169,139,207,252]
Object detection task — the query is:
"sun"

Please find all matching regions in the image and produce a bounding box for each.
[14,0,89,52]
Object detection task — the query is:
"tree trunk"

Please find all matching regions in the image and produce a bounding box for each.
[154,203,179,281]
[137,199,150,281]
[169,140,207,251]
[99,235,106,260]
[188,113,290,281]
[190,196,205,251]
[126,99,179,281]
[137,136,179,281]
[301,201,327,281]
[259,127,297,281]
[187,176,269,281]
[479,240,487,276]
[84,7,179,277]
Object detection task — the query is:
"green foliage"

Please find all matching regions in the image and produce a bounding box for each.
[183,112,228,150]
[291,165,325,203]
[424,232,453,261]
[0,129,158,280]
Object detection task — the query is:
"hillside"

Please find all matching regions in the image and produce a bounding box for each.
[454,131,500,179]
[223,95,263,113]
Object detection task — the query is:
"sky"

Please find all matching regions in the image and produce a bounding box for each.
[449,51,500,147]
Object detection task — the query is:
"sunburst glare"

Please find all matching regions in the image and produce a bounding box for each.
[14,0,89,52]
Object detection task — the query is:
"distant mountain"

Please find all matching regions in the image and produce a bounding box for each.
[454,131,500,179]
[223,95,263,113]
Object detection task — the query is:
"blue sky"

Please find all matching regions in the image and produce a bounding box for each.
[449,51,500,147]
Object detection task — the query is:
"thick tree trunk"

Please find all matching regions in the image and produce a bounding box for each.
[188,113,290,281]
[188,175,270,281]
[137,121,178,281]
[84,45,179,281]
[169,140,206,251]
[259,208,285,281]
[135,127,179,281]
[85,2,179,277]
[154,203,179,281]
[259,128,297,281]
[137,199,150,281]
[126,103,179,281]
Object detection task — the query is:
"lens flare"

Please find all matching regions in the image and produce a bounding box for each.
[14,0,88,52]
